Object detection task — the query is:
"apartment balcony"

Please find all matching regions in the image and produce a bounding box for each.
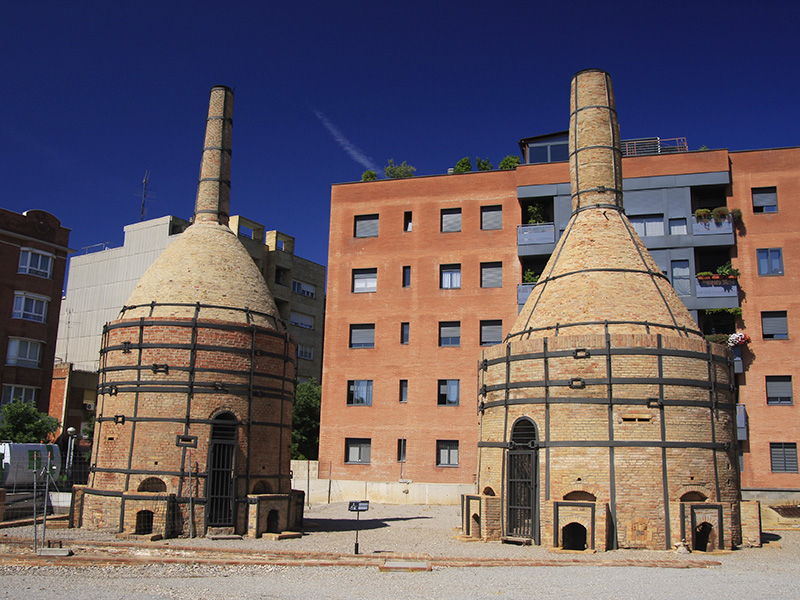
[732,346,744,374]
[691,217,734,247]
[518,223,556,256]
[518,283,536,310]
[696,275,738,298]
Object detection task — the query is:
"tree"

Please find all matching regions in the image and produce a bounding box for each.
[384,159,416,179]
[499,155,521,170]
[292,379,321,460]
[0,400,59,443]
[361,170,377,181]
[476,157,493,171]
[453,157,472,174]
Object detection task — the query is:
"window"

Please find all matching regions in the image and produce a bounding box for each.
[762,311,788,339]
[12,292,49,322]
[668,218,687,235]
[439,321,460,347]
[397,438,407,462]
[402,266,411,288]
[352,268,377,293]
[289,311,314,329]
[441,208,461,232]
[481,205,502,230]
[399,380,408,403]
[275,267,288,286]
[757,248,784,276]
[671,260,691,296]
[436,440,459,467]
[350,324,375,348]
[18,248,53,278]
[440,264,461,289]
[438,379,459,406]
[291,280,316,298]
[752,187,778,213]
[480,320,502,346]
[354,214,379,238]
[297,344,314,360]
[400,322,409,345]
[404,211,412,232]
[347,380,373,406]
[770,443,798,472]
[1,384,38,405]
[6,338,43,368]
[629,215,665,237]
[480,262,502,288]
[345,438,371,464]
[766,376,793,405]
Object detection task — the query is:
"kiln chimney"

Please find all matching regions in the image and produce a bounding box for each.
[194,85,233,226]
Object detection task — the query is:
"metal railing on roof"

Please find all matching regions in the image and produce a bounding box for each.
[621,137,688,157]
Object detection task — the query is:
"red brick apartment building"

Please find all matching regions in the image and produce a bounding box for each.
[0,208,70,415]
[319,142,800,503]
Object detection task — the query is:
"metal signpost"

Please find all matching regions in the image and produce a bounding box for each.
[348,500,369,554]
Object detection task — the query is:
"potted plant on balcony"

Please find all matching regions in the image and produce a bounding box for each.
[694,208,712,223]
[712,206,730,224]
[716,261,740,278]
[523,269,539,284]
[727,332,751,347]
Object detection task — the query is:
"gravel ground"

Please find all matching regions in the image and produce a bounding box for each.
[1,502,799,599]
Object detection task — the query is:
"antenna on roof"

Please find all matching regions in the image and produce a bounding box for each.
[140,170,151,222]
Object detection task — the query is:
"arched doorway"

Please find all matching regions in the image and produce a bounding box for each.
[207,412,237,527]
[506,417,539,542]
[562,522,587,550]
[694,522,714,552]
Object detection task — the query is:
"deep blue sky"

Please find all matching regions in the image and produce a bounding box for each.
[3,1,798,276]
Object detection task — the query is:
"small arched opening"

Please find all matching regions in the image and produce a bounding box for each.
[252,481,272,495]
[267,509,280,534]
[506,417,539,541]
[561,522,588,550]
[563,491,596,502]
[135,510,154,535]
[694,522,714,552]
[681,491,707,502]
[482,487,495,497]
[138,477,167,493]
[471,512,481,538]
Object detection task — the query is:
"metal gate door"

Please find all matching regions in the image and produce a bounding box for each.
[207,415,237,527]
[507,450,538,540]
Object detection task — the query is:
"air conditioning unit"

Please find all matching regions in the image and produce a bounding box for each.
[83,401,96,412]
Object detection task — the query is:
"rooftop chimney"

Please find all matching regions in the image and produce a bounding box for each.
[194,85,233,226]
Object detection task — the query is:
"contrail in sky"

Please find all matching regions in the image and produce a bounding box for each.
[313,110,380,173]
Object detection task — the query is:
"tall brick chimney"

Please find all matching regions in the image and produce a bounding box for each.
[469,70,742,552]
[194,85,233,226]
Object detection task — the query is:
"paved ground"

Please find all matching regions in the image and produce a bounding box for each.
[1,502,799,599]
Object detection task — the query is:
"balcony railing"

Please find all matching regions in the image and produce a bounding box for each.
[696,276,738,298]
[518,283,536,306]
[621,137,688,157]
[518,223,556,245]
[692,217,733,236]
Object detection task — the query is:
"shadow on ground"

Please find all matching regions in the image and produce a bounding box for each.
[303,515,433,533]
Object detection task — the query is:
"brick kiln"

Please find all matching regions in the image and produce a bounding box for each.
[464,70,745,551]
[76,86,302,538]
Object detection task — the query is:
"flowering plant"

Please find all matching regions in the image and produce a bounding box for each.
[727,332,751,347]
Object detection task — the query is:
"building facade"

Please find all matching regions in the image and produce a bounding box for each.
[320,131,800,504]
[0,208,70,414]
[56,215,324,383]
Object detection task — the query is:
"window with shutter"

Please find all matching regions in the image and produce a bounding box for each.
[481,205,502,230]
[352,268,378,293]
[354,214,379,237]
[762,311,788,339]
[480,320,502,346]
[752,187,778,213]
[441,208,461,232]
[770,443,798,472]
[766,376,793,405]
[481,262,502,288]
[671,260,691,296]
[436,440,459,466]
[345,438,371,463]
[438,322,460,347]
[349,324,375,348]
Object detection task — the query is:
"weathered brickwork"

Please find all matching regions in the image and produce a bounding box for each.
[467,70,744,551]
